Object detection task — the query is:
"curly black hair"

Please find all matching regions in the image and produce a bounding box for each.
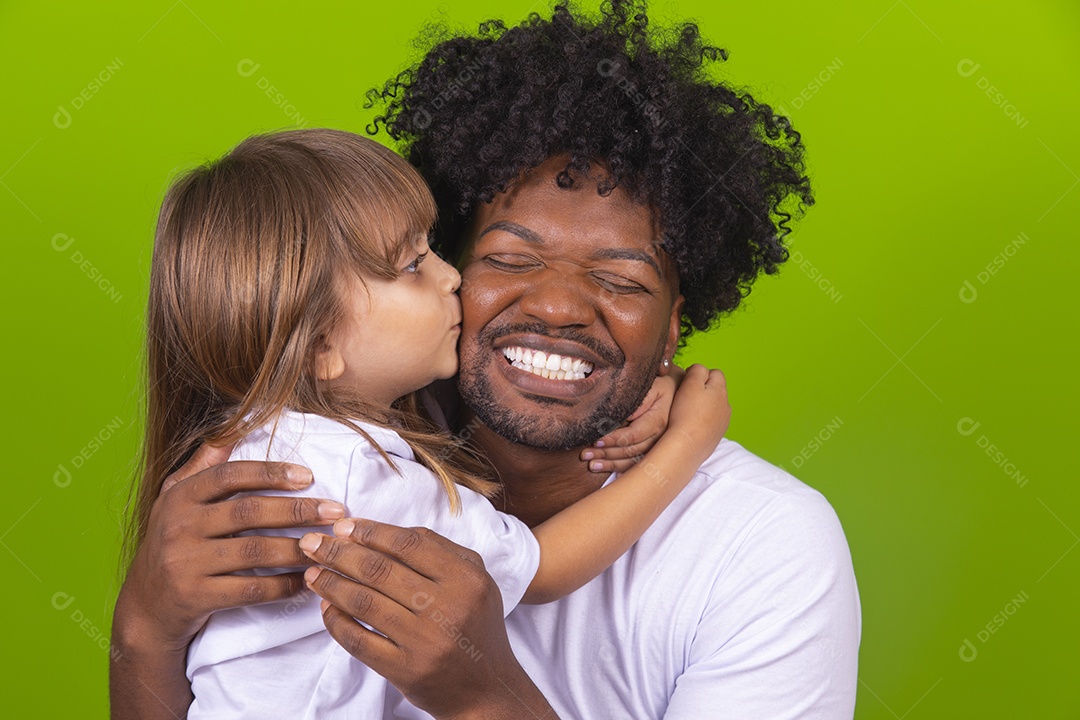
[366,0,813,338]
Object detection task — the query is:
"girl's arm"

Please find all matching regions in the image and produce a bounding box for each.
[580,364,686,474]
[522,364,729,604]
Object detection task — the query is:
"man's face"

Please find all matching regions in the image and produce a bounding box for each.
[456,156,684,450]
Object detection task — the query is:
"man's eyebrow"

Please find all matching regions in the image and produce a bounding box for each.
[479,219,662,277]
[591,247,662,278]
[478,220,543,244]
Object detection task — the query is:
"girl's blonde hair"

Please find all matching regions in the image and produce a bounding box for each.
[123,128,496,568]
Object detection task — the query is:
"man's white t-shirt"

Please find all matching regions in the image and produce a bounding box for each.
[505,437,861,719]
[186,409,860,719]
[185,410,541,719]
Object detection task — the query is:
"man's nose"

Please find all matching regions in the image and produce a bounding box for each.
[518,269,598,327]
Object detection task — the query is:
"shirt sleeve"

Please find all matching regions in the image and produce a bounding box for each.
[662,489,861,720]
[342,440,541,617]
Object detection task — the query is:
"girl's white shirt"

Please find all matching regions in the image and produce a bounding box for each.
[186,408,539,720]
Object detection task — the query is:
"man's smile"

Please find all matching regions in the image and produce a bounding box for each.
[488,332,607,400]
[501,346,594,381]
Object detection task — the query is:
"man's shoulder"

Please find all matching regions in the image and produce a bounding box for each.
[653,437,850,571]
[688,436,832,513]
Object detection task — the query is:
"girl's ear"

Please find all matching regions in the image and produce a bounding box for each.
[314,334,346,382]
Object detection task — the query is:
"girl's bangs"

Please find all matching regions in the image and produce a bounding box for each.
[337,144,437,276]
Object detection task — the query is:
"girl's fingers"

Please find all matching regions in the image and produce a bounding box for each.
[206,536,316,574]
[211,571,307,608]
[706,368,729,389]
[681,363,710,385]
[588,457,641,474]
[202,495,345,536]
[667,362,687,384]
[179,460,314,504]
[590,422,656,454]
[624,387,660,423]
[585,439,653,462]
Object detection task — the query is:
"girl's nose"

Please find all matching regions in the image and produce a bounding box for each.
[436,254,461,294]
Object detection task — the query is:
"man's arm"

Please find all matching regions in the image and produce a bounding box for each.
[301,520,561,720]
[110,444,342,719]
[110,590,196,719]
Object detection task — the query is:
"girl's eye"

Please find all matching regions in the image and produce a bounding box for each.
[404,252,428,274]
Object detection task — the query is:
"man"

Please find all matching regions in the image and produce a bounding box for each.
[111,2,859,718]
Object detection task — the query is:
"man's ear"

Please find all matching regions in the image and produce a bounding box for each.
[314,334,345,382]
[659,294,685,376]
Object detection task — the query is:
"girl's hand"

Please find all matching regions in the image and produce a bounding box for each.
[581,364,687,473]
[300,519,559,719]
[666,364,731,458]
[114,443,342,653]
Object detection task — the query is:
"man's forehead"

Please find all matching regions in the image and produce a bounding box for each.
[464,166,659,244]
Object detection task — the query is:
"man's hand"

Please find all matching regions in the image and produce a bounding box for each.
[110,443,343,720]
[119,442,343,648]
[300,518,559,720]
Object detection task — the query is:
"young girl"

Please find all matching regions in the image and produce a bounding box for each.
[127,128,728,718]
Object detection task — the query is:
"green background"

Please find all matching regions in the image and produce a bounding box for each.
[2,0,1076,716]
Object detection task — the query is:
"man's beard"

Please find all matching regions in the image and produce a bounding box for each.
[457,322,666,451]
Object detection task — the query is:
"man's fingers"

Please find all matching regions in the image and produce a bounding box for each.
[180,460,314,504]
[306,564,419,632]
[320,601,402,670]
[299,533,434,609]
[211,571,307,608]
[203,496,344,536]
[160,440,238,495]
[206,535,316,574]
[333,518,481,578]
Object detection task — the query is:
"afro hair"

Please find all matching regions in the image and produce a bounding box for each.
[366,0,813,338]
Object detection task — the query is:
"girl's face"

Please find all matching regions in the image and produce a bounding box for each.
[317,231,463,406]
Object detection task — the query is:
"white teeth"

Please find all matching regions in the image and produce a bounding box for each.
[501,346,594,381]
